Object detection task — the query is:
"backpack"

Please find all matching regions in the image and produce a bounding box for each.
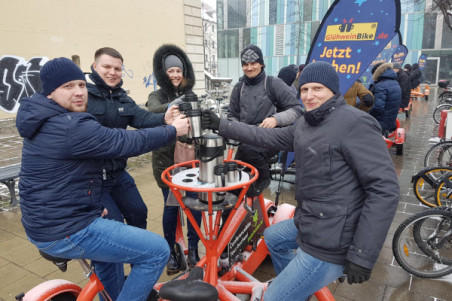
[234,76,283,113]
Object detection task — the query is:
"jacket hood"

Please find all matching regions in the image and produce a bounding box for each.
[153,44,195,96]
[16,93,67,138]
[372,63,396,82]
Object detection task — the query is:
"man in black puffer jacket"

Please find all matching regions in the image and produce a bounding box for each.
[392,63,411,109]
[86,47,180,299]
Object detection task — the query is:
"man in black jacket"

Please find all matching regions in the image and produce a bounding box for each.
[202,61,399,300]
[392,63,411,109]
[86,47,179,299]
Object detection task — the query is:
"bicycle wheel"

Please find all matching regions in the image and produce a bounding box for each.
[413,207,452,265]
[433,104,452,124]
[435,173,452,207]
[412,167,452,207]
[392,208,452,278]
[424,141,452,167]
[439,91,452,104]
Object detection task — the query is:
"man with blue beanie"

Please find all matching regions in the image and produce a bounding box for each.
[202,61,399,300]
[17,57,189,300]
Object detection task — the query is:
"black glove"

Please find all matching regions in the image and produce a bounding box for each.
[202,109,220,131]
[343,260,372,284]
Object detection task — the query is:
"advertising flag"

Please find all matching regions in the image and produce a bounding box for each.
[418,54,427,70]
[306,0,401,95]
[360,33,401,87]
[391,44,408,66]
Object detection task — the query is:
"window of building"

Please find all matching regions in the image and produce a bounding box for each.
[227,0,247,29]
[422,12,436,49]
[218,29,239,58]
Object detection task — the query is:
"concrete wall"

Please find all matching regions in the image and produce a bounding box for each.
[0,0,205,119]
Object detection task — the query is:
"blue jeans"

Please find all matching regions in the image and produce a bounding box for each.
[94,170,149,298]
[263,219,344,301]
[28,218,169,301]
[162,189,202,250]
[101,170,148,229]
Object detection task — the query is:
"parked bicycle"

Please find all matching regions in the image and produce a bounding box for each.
[438,79,452,104]
[392,206,452,278]
[412,166,452,207]
[424,140,452,167]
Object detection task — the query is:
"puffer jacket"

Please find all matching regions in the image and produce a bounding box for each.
[396,69,411,108]
[87,67,165,172]
[217,95,399,269]
[146,44,195,189]
[369,63,401,132]
[16,93,176,242]
[409,64,422,90]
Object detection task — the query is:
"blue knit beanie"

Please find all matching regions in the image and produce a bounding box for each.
[298,61,339,94]
[40,57,86,96]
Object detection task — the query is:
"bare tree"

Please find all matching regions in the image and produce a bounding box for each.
[405,0,452,31]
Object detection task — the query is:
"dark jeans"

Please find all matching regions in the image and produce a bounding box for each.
[93,170,149,300]
[235,144,277,183]
[162,188,202,250]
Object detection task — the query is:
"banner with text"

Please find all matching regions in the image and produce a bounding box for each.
[391,44,408,66]
[306,0,401,95]
[418,54,427,70]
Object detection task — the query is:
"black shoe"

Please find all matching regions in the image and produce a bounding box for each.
[166,250,181,275]
[146,288,159,301]
[246,178,271,197]
[188,248,200,268]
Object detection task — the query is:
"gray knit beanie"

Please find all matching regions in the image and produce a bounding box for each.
[298,61,339,94]
[40,57,85,96]
[164,55,184,71]
[392,63,402,70]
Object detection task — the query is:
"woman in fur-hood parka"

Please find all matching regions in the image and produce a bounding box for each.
[146,44,196,188]
[151,44,195,99]
[146,44,201,275]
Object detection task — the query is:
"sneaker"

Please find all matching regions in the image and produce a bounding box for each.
[187,248,200,268]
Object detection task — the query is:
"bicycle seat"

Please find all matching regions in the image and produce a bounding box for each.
[159,267,218,301]
[39,250,70,272]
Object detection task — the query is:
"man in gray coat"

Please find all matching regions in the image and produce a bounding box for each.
[203,61,399,300]
[228,44,303,196]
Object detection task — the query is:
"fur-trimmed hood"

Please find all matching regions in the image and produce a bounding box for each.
[153,44,195,96]
[372,63,396,82]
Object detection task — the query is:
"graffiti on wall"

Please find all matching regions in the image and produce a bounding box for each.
[0,55,48,113]
[122,64,134,79]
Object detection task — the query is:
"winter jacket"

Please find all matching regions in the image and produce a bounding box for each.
[396,69,411,108]
[16,93,176,242]
[369,63,402,132]
[217,95,399,269]
[87,67,165,173]
[409,64,422,90]
[145,44,195,189]
[343,81,374,112]
[228,71,303,126]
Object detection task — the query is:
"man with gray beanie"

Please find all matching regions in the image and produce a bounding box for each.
[202,61,399,300]
[16,57,189,300]
[228,44,303,197]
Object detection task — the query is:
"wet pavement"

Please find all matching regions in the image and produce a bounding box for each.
[1,87,451,300]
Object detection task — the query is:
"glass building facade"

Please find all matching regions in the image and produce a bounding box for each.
[217,0,452,85]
